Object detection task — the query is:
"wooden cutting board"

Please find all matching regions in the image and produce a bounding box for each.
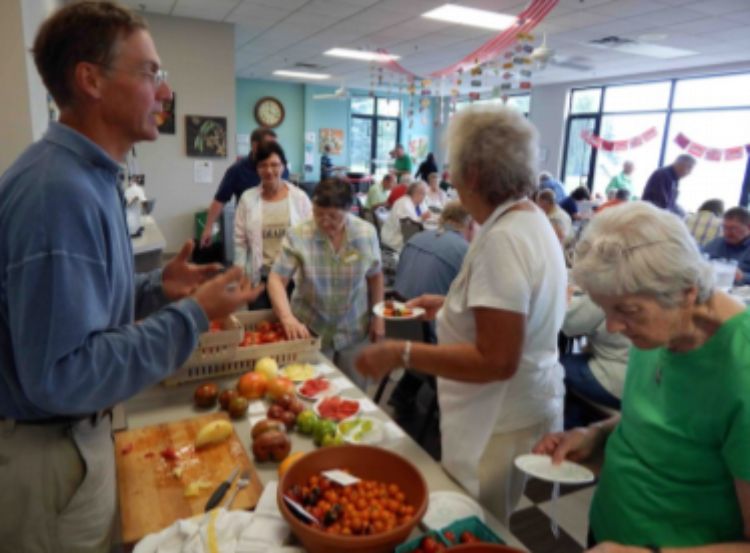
[114,412,264,545]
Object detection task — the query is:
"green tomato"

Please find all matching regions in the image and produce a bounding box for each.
[313,419,338,446]
[321,432,344,447]
[296,409,319,435]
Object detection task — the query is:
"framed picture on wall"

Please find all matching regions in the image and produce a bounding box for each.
[185,115,227,158]
[319,128,344,155]
[156,93,175,134]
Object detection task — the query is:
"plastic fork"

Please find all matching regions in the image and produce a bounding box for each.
[224,469,251,509]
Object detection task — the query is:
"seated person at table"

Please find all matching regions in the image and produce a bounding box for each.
[539,171,566,203]
[425,172,447,211]
[703,206,750,286]
[387,173,410,206]
[560,186,591,221]
[268,179,384,388]
[366,173,394,210]
[234,142,312,308]
[535,201,750,551]
[536,189,572,244]
[389,202,474,413]
[561,290,630,428]
[381,181,430,252]
[686,198,724,247]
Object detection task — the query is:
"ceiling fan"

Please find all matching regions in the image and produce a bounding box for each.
[531,34,594,72]
[313,84,349,101]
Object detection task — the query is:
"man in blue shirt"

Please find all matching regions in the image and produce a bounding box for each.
[642,155,696,216]
[0,3,261,551]
[538,171,566,204]
[389,202,473,413]
[199,127,289,247]
[703,207,750,285]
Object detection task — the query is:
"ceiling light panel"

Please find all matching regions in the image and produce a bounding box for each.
[421,4,517,31]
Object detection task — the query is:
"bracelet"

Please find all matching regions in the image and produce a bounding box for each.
[401,340,412,368]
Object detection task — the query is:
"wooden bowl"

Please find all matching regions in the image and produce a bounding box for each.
[277,445,428,553]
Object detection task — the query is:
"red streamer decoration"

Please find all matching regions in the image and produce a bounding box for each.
[674,133,749,162]
[580,127,658,151]
[378,0,559,80]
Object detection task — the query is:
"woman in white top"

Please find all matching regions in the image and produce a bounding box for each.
[380,181,430,252]
[425,172,447,211]
[356,106,566,523]
[234,142,312,307]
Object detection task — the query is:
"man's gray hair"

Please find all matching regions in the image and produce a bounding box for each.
[573,201,714,306]
[446,105,538,206]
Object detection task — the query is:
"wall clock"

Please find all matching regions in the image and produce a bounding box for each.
[254,96,285,128]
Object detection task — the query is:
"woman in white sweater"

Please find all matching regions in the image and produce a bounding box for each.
[234,142,312,308]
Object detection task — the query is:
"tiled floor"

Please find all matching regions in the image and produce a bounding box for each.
[371,373,596,553]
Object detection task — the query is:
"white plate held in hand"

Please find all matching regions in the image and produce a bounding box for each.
[372,301,425,321]
[514,453,595,484]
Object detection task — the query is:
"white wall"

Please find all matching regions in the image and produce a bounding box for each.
[0,1,34,171]
[137,13,236,253]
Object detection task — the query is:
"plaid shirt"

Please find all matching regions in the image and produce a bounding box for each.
[686,210,722,247]
[272,215,381,350]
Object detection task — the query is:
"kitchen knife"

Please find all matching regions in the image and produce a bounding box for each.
[204,466,240,511]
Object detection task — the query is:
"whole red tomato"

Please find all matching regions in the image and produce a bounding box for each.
[260,331,280,344]
[256,320,273,333]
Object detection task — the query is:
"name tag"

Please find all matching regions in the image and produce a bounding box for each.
[343,251,360,264]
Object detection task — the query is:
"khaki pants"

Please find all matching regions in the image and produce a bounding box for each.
[0,415,116,553]
[478,415,562,525]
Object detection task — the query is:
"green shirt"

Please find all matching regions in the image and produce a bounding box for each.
[394,154,412,174]
[590,309,750,546]
[605,173,632,194]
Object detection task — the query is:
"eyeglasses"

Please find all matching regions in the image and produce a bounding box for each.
[96,63,168,87]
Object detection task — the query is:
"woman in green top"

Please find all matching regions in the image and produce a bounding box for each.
[534,201,750,552]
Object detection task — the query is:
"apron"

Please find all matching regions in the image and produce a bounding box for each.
[436,198,532,497]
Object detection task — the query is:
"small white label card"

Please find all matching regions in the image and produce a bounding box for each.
[322,469,361,487]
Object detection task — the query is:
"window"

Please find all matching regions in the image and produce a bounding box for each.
[570,88,601,114]
[349,97,401,175]
[562,71,750,211]
[602,81,670,112]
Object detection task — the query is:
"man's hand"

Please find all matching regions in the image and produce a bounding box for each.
[162,240,222,301]
[192,266,264,320]
[280,315,311,341]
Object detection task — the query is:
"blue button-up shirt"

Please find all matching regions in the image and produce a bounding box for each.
[0,122,207,419]
[703,236,750,285]
[643,166,683,215]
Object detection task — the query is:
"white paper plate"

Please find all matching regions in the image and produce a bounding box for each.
[296,377,337,402]
[337,416,384,445]
[514,453,595,484]
[422,491,485,530]
[313,396,360,422]
[372,301,425,321]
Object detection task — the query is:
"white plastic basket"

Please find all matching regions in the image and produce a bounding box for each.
[163,310,320,386]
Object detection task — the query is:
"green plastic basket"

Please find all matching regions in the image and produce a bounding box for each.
[395,516,505,551]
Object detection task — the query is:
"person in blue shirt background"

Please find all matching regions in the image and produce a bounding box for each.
[538,171,566,204]
[703,206,750,285]
[0,3,261,551]
[199,127,289,248]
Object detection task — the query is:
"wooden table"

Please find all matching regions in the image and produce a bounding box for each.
[119,352,524,550]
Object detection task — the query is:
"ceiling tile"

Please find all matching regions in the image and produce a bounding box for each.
[669,16,742,34]
[224,3,292,25]
[172,0,241,21]
[589,0,668,18]
[685,0,750,15]
[118,0,174,15]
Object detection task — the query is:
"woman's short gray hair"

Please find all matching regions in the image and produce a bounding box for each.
[573,201,714,306]
[446,105,538,206]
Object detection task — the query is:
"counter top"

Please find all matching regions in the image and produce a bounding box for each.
[122,352,523,549]
[131,216,166,256]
